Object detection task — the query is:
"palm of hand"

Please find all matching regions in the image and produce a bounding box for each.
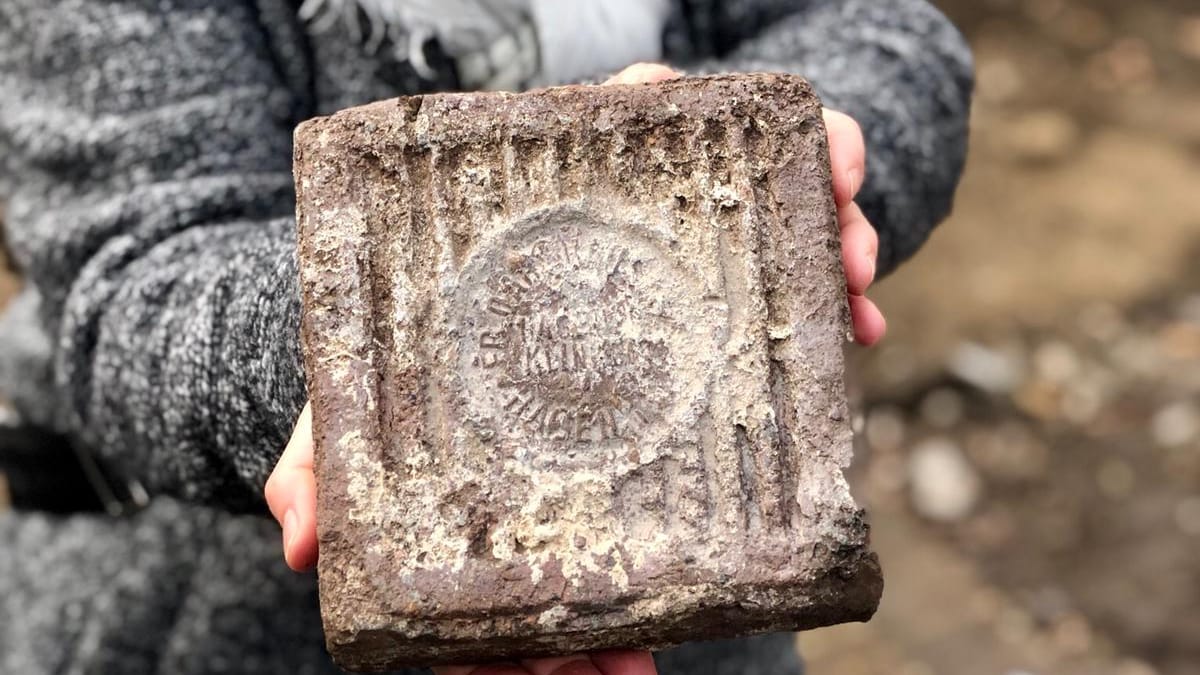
[265,64,883,675]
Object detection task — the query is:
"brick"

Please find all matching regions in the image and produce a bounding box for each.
[295,73,881,671]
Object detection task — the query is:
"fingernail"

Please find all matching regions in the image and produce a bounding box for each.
[283,508,298,553]
[848,168,863,197]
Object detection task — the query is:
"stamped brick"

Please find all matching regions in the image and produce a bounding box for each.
[295,73,881,671]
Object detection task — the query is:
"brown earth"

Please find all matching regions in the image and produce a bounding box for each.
[802,1,1200,674]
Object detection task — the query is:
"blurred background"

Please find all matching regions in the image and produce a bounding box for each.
[802,0,1200,674]
[0,0,1196,673]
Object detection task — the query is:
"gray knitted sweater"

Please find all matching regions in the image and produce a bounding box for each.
[0,1,972,672]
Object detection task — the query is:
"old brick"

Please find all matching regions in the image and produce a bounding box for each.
[295,73,881,671]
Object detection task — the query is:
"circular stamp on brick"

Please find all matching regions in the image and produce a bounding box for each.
[450,207,724,468]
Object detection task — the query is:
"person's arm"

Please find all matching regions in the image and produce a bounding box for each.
[664,0,974,274]
[0,0,310,510]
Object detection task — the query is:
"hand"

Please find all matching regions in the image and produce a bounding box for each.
[822,107,886,345]
[265,402,318,572]
[265,63,882,675]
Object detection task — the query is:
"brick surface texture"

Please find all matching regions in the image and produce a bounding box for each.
[295,74,881,671]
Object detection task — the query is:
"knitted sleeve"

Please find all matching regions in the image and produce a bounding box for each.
[0,0,310,509]
[665,0,974,274]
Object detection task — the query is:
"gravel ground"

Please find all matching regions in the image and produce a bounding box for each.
[803,1,1200,673]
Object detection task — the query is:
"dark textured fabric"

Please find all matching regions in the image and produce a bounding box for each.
[0,1,972,672]
[0,500,377,675]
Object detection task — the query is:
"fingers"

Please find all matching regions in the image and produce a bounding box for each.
[850,294,887,346]
[264,402,319,572]
[436,651,656,675]
[839,202,879,296]
[589,651,658,675]
[602,62,681,85]
[520,656,603,675]
[822,108,866,208]
[838,201,886,346]
[437,664,533,675]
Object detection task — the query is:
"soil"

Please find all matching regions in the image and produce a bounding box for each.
[802,1,1200,674]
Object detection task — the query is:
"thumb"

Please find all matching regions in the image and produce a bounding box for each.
[602,62,681,86]
[264,402,319,572]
